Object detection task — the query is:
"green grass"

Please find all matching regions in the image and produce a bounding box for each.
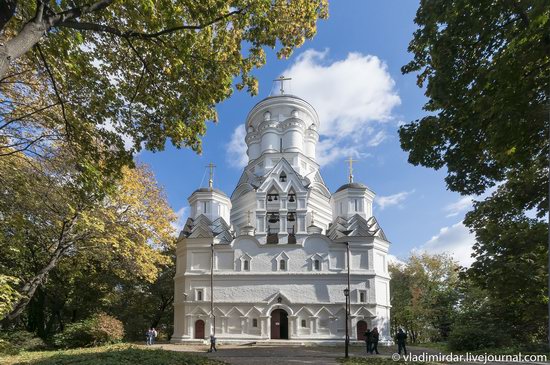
[1,344,226,365]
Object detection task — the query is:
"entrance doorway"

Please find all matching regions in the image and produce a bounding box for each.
[357,320,367,340]
[194,319,205,339]
[270,309,288,339]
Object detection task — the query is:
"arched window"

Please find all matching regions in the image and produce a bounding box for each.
[243,260,250,271]
[280,259,286,270]
[314,259,320,271]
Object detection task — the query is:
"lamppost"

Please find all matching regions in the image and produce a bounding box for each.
[210,240,215,336]
[338,229,353,359]
[344,287,350,358]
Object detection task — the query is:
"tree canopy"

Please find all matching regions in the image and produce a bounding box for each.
[401,0,549,342]
[0,150,176,321]
[0,0,328,176]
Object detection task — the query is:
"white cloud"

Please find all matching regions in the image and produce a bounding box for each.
[444,196,473,218]
[388,254,406,266]
[171,206,189,236]
[420,221,476,267]
[279,49,401,165]
[367,130,388,147]
[226,124,248,168]
[375,190,414,210]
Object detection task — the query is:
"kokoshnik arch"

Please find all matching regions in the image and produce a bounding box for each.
[172,87,391,343]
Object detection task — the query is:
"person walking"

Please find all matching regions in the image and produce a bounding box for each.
[365,328,372,354]
[371,327,380,354]
[208,334,217,352]
[145,328,153,345]
[396,328,408,355]
[151,328,158,345]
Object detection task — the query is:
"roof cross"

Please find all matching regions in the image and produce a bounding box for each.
[206,163,216,190]
[274,75,292,95]
[346,157,357,183]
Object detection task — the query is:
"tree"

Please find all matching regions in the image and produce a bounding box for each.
[0,150,176,321]
[390,253,460,343]
[0,0,328,166]
[400,0,549,344]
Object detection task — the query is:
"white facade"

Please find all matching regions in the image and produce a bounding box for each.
[172,94,391,343]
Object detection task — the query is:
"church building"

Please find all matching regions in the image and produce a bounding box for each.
[172,88,391,343]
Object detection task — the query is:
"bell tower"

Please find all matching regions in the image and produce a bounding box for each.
[230,88,332,242]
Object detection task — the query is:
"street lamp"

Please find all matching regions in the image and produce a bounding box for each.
[344,287,350,358]
[339,229,353,359]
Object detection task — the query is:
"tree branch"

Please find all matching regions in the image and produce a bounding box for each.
[36,44,71,140]
[56,7,246,39]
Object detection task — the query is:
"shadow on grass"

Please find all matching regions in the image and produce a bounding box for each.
[8,345,226,365]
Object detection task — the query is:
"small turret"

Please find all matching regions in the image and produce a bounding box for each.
[188,163,231,223]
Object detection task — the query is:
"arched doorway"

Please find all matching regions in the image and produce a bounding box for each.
[194,319,205,339]
[357,320,367,340]
[270,309,288,339]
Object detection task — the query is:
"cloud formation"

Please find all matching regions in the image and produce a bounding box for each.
[444,196,473,218]
[171,206,189,237]
[225,49,401,168]
[226,124,248,168]
[282,49,401,165]
[375,190,414,210]
[420,221,476,267]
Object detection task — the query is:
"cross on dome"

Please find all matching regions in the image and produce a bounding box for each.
[274,75,292,95]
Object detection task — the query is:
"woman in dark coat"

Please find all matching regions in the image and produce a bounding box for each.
[365,328,372,354]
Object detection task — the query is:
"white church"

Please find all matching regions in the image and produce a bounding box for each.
[172,88,391,343]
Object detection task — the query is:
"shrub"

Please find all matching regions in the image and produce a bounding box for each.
[0,330,47,355]
[54,313,124,348]
[447,321,511,351]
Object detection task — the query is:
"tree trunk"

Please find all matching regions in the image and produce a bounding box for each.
[4,240,71,321]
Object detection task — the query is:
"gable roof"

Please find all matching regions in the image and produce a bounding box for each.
[326,214,388,241]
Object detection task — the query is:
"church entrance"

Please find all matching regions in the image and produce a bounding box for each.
[357,320,367,340]
[194,319,205,339]
[270,309,288,339]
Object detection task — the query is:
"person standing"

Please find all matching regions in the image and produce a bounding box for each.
[209,334,217,352]
[371,327,380,354]
[364,328,372,354]
[145,328,152,345]
[151,328,158,345]
[396,328,408,355]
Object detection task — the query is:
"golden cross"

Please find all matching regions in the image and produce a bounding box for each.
[206,163,216,190]
[347,157,357,183]
[274,75,292,95]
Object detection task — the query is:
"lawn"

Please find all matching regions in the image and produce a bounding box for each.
[1,344,226,365]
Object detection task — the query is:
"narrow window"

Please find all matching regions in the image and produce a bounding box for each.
[280,138,283,152]
[360,291,366,303]
[301,319,307,328]
[280,260,286,270]
[354,199,358,211]
[197,290,203,301]
[252,318,258,327]
[203,201,207,213]
[243,260,249,271]
[314,259,320,271]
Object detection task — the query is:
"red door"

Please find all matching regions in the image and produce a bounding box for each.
[270,309,288,339]
[195,319,205,339]
[357,320,367,340]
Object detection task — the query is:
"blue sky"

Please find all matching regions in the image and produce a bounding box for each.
[138,1,476,265]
